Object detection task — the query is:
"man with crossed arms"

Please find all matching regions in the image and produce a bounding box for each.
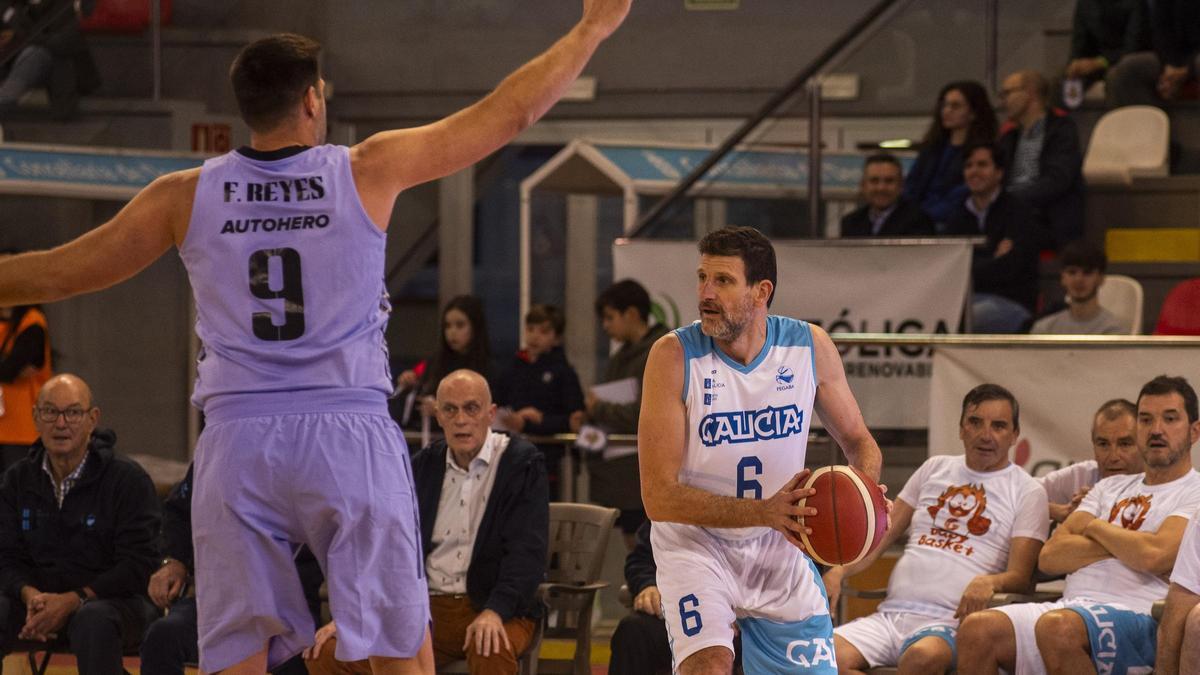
[958,375,1200,675]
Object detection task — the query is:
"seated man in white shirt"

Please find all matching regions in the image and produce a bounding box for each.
[825,383,1048,675]
[957,375,1200,675]
[305,370,550,674]
[1038,398,1143,523]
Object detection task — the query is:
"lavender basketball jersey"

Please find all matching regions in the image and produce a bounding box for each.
[180,145,392,412]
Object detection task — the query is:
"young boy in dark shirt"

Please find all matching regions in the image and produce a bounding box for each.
[495,304,585,500]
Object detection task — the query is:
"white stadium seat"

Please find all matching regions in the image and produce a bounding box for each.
[1083,105,1169,185]
[1098,273,1144,335]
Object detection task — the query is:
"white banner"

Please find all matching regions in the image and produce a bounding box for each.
[612,239,973,428]
[930,347,1200,474]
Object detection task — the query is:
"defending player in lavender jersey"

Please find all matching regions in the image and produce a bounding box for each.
[0,2,632,674]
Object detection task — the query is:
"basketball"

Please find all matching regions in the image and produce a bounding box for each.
[798,465,888,566]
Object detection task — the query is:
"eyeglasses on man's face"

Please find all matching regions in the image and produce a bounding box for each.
[34,405,92,424]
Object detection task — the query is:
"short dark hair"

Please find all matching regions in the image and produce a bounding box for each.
[1138,375,1199,423]
[1059,240,1107,274]
[1095,398,1136,423]
[960,383,1020,431]
[863,153,903,176]
[526,304,565,336]
[697,226,778,307]
[595,279,651,321]
[964,141,1007,172]
[230,33,322,133]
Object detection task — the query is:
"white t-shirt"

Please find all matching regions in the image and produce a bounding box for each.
[1038,460,1100,505]
[879,455,1049,618]
[1171,506,1200,595]
[1063,470,1200,614]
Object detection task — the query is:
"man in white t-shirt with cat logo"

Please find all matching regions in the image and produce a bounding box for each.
[826,383,1048,674]
[957,374,1200,675]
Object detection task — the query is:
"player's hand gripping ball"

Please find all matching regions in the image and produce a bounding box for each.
[797,466,888,566]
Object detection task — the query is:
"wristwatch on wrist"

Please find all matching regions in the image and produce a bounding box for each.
[160,557,179,569]
[72,588,88,607]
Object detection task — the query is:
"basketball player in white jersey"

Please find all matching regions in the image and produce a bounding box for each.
[0,2,631,673]
[639,226,885,674]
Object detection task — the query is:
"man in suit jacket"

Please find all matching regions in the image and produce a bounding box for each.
[945,143,1040,333]
[305,369,549,675]
[841,153,935,238]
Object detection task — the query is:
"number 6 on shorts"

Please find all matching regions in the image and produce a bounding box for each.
[679,594,703,637]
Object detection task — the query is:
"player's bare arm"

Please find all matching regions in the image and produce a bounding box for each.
[811,324,882,483]
[638,333,815,543]
[0,169,198,307]
[1038,509,1114,575]
[954,537,1042,619]
[350,0,632,224]
[1155,582,1200,675]
[1082,514,1189,575]
[822,498,914,608]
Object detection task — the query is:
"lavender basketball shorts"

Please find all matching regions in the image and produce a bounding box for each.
[192,409,429,672]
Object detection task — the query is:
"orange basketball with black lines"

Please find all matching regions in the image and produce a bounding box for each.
[798,465,888,566]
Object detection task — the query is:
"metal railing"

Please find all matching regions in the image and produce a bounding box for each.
[829,333,1200,347]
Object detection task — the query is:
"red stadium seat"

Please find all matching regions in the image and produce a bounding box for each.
[81,0,172,33]
[1153,278,1200,335]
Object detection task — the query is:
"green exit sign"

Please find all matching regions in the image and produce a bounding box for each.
[686,0,740,9]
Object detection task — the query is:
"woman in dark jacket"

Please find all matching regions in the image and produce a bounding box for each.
[903,80,997,227]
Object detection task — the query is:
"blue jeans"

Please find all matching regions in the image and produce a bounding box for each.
[972,293,1031,333]
[0,45,53,116]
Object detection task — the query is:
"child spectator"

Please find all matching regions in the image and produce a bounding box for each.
[495,304,584,500]
[395,294,492,421]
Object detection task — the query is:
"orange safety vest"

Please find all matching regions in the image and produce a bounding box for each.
[0,309,52,445]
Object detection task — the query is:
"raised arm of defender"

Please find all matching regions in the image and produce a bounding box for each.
[0,170,197,307]
[350,0,631,212]
[637,334,817,546]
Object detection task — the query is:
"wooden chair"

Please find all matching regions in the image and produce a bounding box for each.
[536,502,619,675]
[1152,599,1166,622]
[15,641,136,675]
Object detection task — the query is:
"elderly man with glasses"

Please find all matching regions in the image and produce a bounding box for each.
[306,369,549,675]
[0,373,160,675]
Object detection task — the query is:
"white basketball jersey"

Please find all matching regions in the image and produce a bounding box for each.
[675,316,817,540]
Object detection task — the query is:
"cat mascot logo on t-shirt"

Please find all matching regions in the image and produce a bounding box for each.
[1107,494,1152,531]
[927,484,992,536]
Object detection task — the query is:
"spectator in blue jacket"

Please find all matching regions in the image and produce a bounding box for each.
[904,80,997,228]
[495,304,584,500]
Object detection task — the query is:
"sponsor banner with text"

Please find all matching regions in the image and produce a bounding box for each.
[929,346,1200,473]
[613,239,972,428]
